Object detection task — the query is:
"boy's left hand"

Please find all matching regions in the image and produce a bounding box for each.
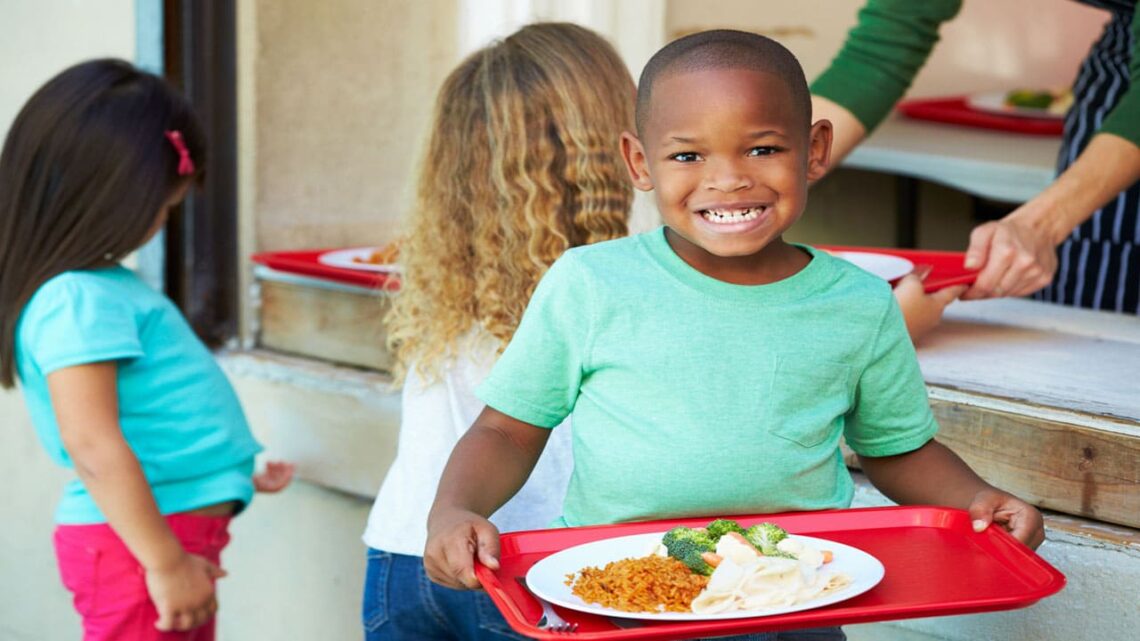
[253,460,295,493]
[967,488,1045,549]
[893,273,967,343]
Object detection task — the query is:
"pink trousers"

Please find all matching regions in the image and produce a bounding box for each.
[54,513,232,641]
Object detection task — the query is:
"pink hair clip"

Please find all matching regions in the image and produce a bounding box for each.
[165,130,195,176]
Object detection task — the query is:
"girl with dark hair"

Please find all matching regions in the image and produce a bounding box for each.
[0,59,293,640]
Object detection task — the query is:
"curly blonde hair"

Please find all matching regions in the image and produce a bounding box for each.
[386,23,635,382]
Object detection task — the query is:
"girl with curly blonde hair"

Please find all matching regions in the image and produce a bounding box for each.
[362,23,635,640]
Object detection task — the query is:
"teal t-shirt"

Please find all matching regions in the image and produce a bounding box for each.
[478,228,937,527]
[16,266,262,524]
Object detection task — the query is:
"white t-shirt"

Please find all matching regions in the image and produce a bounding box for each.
[362,330,573,555]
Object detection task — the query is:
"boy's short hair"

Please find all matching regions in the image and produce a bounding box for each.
[635,29,811,137]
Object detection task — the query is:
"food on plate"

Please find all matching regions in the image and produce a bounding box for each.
[565,555,708,613]
[564,518,853,614]
[352,242,400,266]
[1003,88,1073,115]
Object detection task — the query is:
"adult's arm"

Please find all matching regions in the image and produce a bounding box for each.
[964,3,1140,298]
[810,0,962,166]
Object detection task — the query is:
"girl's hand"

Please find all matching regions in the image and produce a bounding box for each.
[146,552,227,631]
[893,273,967,343]
[253,460,295,493]
[967,488,1046,550]
[424,509,501,590]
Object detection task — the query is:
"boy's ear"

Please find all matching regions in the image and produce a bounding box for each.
[620,131,654,192]
[806,119,834,182]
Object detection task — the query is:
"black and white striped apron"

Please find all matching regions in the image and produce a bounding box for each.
[1035,0,1139,312]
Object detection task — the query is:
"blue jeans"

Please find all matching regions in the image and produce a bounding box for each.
[363,549,529,641]
[703,627,846,640]
[362,548,845,641]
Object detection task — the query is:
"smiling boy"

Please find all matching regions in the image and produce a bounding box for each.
[424,31,1044,633]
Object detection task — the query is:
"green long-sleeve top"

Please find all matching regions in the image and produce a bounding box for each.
[810,0,1140,147]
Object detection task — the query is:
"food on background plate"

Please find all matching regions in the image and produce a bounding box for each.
[1004,88,1073,115]
[564,518,852,615]
[352,242,400,266]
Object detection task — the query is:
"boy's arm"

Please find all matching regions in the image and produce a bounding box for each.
[425,406,551,589]
[50,363,224,631]
[858,439,1045,549]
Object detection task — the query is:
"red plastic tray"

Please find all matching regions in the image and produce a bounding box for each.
[250,249,399,290]
[817,245,977,293]
[476,506,1064,641]
[896,96,1063,136]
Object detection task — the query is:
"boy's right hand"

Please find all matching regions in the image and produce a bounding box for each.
[146,552,227,631]
[424,509,501,590]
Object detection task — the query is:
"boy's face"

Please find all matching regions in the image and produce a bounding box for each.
[621,67,832,278]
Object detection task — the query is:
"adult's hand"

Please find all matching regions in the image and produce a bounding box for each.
[962,208,1058,300]
[963,133,1140,300]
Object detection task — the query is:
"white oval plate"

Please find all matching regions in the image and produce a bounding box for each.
[966,91,1065,120]
[833,251,914,282]
[317,247,400,273]
[526,531,884,621]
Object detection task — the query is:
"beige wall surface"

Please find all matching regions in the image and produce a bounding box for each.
[666,0,1109,96]
[0,3,133,639]
[249,0,458,252]
[0,0,136,136]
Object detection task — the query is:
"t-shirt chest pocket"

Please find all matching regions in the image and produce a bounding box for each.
[765,357,854,448]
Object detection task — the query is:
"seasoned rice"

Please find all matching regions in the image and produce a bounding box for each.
[565,555,708,613]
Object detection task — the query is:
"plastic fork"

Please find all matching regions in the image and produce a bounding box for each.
[514,577,578,633]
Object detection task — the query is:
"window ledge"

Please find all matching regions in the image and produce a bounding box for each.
[219,348,400,498]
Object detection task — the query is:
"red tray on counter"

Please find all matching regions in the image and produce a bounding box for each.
[476,506,1064,641]
[250,249,399,290]
[817,245,978,293]
[896,96,1063,136]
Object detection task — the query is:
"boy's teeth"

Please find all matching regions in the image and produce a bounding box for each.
[700,207,761,223]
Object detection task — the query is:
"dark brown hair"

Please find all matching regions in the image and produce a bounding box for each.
[0,58,206,387]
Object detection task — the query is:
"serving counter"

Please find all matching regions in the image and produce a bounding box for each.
[917,297,1140,529]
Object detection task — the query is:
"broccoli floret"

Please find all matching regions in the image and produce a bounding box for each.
[705,518,745,540]
[662,526,716,576]
[743,522,789,555]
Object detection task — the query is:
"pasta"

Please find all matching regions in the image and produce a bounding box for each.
[691,535,852,614]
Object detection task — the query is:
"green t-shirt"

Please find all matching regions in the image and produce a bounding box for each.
[478,228,937,527]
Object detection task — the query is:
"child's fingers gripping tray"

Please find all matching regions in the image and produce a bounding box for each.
[816,246,978,293]
[475,506,1065,640]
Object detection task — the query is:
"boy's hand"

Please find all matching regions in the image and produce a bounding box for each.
[424,509,501,590]
[146,552,227,631]
[968,488,1046,550]
[253,460,295,493]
